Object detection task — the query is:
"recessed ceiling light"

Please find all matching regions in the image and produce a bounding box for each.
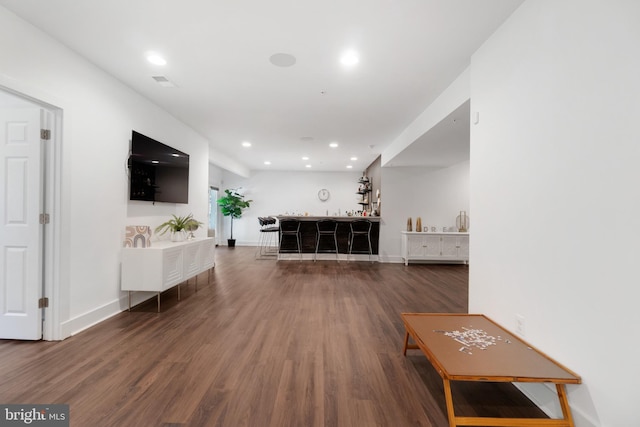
[305,164,312,168]
[151,160,159,164]
[146,53,167,66]
[329,142,339,148]
[171,153,180,157]
[340,50,359,67]
[269,53,297,67]
[346,165,353,169]
[242,141,251,147]
[350,156,358,161]
[302,156,309,160]
[264,161,271,165]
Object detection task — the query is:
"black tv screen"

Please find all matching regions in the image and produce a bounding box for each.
[129,131,189,203]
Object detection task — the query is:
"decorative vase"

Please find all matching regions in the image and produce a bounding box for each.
[407,217,412,232]
[415,217,422,232]
[456,211,469,232]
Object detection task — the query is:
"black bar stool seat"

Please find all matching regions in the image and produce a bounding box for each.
[256,217,279,259]
[315,219,338,261]
[349,219,373,262]
[279,218,301,259]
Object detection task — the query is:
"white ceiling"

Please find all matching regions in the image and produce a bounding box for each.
[0,0,522,172]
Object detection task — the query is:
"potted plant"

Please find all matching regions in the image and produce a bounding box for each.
[155,213,203,242]
[217,189,252,247]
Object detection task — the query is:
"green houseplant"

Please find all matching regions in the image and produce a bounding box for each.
[155,213,203,241]
[217,189,252,247]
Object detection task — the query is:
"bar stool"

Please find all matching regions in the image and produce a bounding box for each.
[349,219,373,262]
[256,217,279,259]
[315,219,338,261]
[279,218,301,259]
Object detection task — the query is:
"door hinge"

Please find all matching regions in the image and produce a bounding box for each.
[39,213,50,224]
[38,297,49,308]
[41,129,51,140]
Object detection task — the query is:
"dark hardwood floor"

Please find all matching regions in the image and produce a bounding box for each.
[0,247,546,426]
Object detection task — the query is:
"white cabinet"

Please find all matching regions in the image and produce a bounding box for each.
[121,238,215,311]
[401,231,468,265]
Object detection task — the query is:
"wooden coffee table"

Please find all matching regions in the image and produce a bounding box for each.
[401,313,581,427]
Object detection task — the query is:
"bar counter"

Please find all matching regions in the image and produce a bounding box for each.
[275,216,380,260]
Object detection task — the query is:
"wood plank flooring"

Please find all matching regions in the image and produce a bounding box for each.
[0,247,547,426]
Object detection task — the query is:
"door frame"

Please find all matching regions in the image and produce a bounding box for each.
[1,82,63,341]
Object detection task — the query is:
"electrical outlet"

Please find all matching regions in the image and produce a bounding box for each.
[515,314,525,336]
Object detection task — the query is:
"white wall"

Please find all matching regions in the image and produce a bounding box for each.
[0,6,214,338]
[470,1,640,426]
[379,161,470,262]
[217,170,360,245]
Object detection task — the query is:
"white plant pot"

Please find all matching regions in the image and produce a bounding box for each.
[171,230,186,242]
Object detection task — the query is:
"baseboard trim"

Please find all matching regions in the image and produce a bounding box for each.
[60,296,127,338]
[60,292,162,338]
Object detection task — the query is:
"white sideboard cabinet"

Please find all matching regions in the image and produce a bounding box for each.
[401,231,468,265]
[121,237,215,311]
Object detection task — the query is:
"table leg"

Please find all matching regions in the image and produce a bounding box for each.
[157,292,160,313]
[403,331,410,355]
[402,329,420,355]
[128,291,131,311]
[556,384,575,427]
[442,379,456,427]
[178,283,181,301]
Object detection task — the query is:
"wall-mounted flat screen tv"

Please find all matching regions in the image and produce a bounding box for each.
[129,130,189,203]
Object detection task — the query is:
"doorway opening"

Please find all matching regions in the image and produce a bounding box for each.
[208,187,219,245]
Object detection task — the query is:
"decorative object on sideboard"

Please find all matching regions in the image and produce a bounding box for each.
[456,211,469,232]
[415,217,422,232]
[124,225,151,248]
[407,217,412,232]
[155,214,203,242]
[217,188,252,247]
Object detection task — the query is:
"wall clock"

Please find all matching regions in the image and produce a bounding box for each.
[318,188,330,201]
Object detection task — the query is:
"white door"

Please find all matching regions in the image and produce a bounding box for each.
[0,108,43,340]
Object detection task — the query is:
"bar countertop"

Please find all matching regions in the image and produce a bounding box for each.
[274,215,380,221]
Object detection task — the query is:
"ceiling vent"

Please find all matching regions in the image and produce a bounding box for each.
[269,53,296,67]
[151,76,176,87]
